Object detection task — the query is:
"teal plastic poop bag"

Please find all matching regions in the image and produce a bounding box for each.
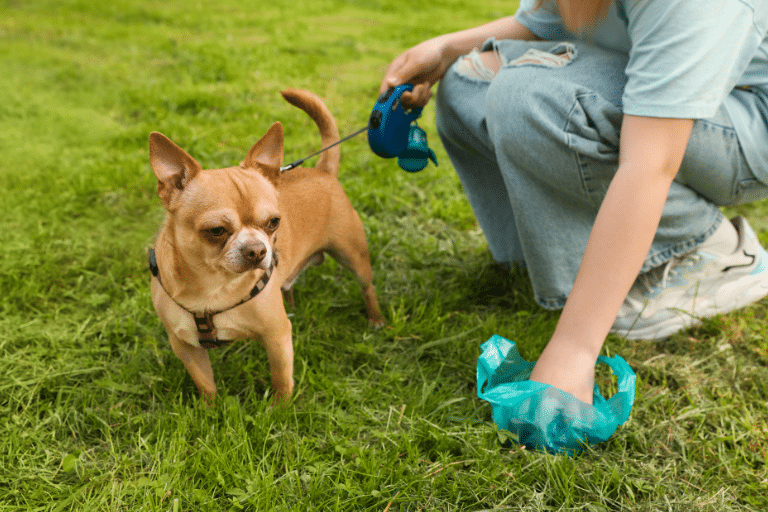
[477,335,636,455]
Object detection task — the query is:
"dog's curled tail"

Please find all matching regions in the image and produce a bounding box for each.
[280,89,340,176]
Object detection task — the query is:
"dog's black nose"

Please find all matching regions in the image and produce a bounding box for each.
[242,242,267,264]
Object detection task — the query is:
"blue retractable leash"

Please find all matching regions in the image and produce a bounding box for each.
[281,84,437,172]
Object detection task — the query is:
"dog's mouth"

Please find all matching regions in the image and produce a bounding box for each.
[253,253,274,271]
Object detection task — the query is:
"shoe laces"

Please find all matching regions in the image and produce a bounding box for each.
[630,252,702,298]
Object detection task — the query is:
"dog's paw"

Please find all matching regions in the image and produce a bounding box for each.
[368,316,386,328]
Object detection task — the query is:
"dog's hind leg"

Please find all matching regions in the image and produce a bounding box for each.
[327,212,384,326]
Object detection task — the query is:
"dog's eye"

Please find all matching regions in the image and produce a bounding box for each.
[205,227,227,237]
[268,217,280,230]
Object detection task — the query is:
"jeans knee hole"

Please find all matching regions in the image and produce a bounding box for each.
[507,42,576,68]
[455,48,504,81]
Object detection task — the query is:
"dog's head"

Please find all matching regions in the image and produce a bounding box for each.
[149,124,284,275]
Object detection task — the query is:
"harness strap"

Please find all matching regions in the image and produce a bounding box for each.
[149,248,277,349]
[193,312,222,349]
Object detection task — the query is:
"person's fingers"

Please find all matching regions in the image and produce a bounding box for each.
[380,53,410,94]
[400,82,432,109]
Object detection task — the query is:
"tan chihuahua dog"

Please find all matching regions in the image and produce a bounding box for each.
[148,89,383,402]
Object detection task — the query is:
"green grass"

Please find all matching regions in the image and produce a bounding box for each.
[1,0,767,510]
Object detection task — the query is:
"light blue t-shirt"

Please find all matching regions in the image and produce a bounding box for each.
[515,0,768,183]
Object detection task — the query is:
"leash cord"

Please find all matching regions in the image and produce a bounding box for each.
[280,126,368,172]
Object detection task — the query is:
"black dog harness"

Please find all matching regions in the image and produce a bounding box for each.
[148,248,277,349]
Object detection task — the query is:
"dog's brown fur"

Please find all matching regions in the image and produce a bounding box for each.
[149,89,383,402]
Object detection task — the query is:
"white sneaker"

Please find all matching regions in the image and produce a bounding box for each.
[611,216,768,340]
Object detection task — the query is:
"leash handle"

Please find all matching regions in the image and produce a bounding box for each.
[367,84,423,159]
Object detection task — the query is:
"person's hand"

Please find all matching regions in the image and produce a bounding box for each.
[528,338,599,404]
[379,36,453,109]
[378,16,538,107]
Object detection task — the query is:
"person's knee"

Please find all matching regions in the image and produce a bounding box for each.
[434,61,488,145]
[484,68,540,148]
[454,49,503,80]
[485,42,580,121]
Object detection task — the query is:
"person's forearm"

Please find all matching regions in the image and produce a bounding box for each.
[436,16,540,63]
[381,16,540,103]
[529,116,693,403]
[527,158,676,401]
[551,161,675,353]
[552,116,693,353]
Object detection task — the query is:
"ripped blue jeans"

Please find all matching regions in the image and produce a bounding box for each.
[435,38,768,309]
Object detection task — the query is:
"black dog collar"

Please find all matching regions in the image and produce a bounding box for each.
[148,248,278,349]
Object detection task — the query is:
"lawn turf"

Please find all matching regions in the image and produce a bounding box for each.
[1,0,767,510]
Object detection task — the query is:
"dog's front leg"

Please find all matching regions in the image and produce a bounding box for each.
[260,316,294,403]
[169,333,217,402]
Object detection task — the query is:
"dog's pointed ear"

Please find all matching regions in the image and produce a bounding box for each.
[244,122,283,186]
[149,132,203,209]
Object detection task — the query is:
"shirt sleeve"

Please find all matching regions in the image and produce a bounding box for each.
[622,0,761,119]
